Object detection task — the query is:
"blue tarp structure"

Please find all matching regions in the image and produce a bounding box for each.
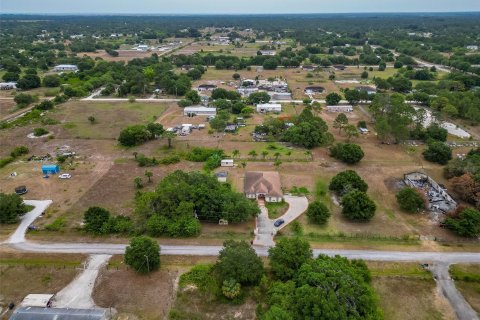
[42,164,60,175]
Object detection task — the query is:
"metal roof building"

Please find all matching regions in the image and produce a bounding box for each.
[10,307,108,320]
[183,106,217,116]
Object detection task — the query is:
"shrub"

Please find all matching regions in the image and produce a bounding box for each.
[33,128,49,137]
[222,279,241,299]
[124,236,160,273]
[43,74,61,87]
[35,100,55,111]
[329,170,368,195]
[306,201,331,225]
[423,141,452,165]
[84,206,111,234]
[330,143,364,164]
[325,92,342,105]
[159,154,181,165]
[396,187,425,213]
[10,146,29,158]
[0,193,28,224]
[341,190,376,221]
[444,208,480,238]
[0,157,15,168]
[14,93,35,108]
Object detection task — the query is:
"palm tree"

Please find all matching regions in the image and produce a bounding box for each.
[274,152,281,160]
[261,150,269,160]
[232,149,240,159]
[163,131,176,149]
[145,170,153,183]
[133,152,138,159]
[240,161,247,168]
[248,150,258,160]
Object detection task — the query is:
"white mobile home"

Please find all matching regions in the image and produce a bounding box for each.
[53,64,78,72]
[326,105,353,113]
[183,106,217,117]
[221,159,234,167]
[256,103,282,113]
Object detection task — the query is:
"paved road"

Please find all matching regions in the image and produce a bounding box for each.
[429,264,479,320]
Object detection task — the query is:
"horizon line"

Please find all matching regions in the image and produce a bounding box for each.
[2,11,480,16]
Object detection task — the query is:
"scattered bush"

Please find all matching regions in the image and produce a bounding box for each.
[341,190,376,221]
[306,201,331,225]
[10,146,29,158]
[329,170,368,196]
[33,128,49,137]
[0,193,28,224]
[396,187,425,213]
[330,143,364,164]
[444,208,480,238]
[423,141,452,165]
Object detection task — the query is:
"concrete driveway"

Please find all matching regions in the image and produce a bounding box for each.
[6,200,52,244]
[253,195,308,246]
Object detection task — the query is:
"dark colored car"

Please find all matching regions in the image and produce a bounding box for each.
[14,185,27,195]
[274,219,285,227]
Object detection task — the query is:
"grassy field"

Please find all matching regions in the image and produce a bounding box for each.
[0,252,85,318]
[52,101,169,139]
[449,264,480,313]
[368,262,455,320]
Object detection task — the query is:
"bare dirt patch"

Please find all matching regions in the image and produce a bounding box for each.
[93,267,179,319]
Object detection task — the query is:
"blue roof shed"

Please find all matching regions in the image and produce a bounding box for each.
[42,164,60,174]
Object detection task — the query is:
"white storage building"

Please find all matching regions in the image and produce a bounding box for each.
[256,103,282,113]
[183,106,217,116]
[53,64,78,72]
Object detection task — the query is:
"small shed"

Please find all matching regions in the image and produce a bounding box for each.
[42,164,60,175]
[221,159,234,167]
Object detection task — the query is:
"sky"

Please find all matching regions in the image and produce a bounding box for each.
[1,0,480,14]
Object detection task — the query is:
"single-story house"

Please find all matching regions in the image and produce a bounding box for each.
[0,82,17,90]
[326,105,353,113]
[216,171,228,183]
[244,171,283,202]
[237,87,258,97]
[259,50,276,56]
[20,294,54,308]
[355,86,377,95]
[53,64,78,72]
[304,86,325,94]
[136,44,149,51]
[256,103,282,113]
[301,65,317,71]
[42,164,60,175]
[197,84,217,91]
[466,45,479,51]
[10,307,109,320]
[221,159,234,167]
[183,106,217,117]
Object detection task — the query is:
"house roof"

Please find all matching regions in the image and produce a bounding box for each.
[10,307,107,320]
[20,294,54,307]
[244,171,283,197]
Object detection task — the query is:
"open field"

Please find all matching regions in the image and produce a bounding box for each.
[449,264,480,313]
[0,92,478,250]
[368,261,455,320]
[0,252,85,318]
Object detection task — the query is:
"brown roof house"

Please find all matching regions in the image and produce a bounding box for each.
[244,171,283,202]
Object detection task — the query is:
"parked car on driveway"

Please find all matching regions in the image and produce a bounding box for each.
[274,219,285,227]
[58,173,72,179]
